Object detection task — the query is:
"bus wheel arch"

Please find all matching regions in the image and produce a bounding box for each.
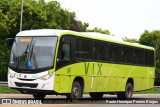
[117,78,134,99]
[127,78,134,89]
[73,77,84,93]
[67,76,84,99]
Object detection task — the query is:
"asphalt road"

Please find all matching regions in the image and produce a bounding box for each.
[0,94,160,107]
[0,93,160,98]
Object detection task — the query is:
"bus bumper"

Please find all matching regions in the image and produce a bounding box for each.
[8,68,55,91]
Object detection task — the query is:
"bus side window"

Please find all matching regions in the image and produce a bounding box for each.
[56,42,71,69]
[61,43,70,61]
[134,48,144,65]
[145,50,154,66]
[94,41,105,61]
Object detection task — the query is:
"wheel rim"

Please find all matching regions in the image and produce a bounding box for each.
[73,86,80,98]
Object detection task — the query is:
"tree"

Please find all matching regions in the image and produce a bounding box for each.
[0,10,9,80]
[0,10,9,38]
[69,12,89,31]
[139,30,160,47]
[123,36,138,43]
[155,39,160,85]
[0,0,9,14]
[86,27,110,35]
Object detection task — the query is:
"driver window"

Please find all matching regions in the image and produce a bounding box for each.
[61,43,70,60]
[56,42,71,70]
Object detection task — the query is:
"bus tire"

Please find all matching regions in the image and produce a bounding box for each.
[89,92,103,99]
[33,93,46,100]
[117,82,133,99]
[67,81,82,99]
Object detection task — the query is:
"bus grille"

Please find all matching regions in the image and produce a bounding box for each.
[18,78,36,81]
[15,82,38,88]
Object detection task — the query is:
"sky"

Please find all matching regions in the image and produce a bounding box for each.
[46,0,160,39]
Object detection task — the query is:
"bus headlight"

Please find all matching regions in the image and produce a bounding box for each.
[8,72,14,78]
[40,73,53,80]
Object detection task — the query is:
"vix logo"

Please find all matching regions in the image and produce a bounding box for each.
[97,63,102,75]
[84,63,89,75]
[84,63,102,75]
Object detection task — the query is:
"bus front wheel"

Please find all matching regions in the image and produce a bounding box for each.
[67,81,82,99]
[33,93,46,100]
[117,82,133,99]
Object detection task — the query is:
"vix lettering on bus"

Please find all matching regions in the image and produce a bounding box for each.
[84,63,102,75]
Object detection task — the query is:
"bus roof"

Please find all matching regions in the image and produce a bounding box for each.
[16,29,154,50]
[16,29,69,37]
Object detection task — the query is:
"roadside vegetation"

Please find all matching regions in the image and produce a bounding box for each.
[134,88,160,94]
[0,86,19,93]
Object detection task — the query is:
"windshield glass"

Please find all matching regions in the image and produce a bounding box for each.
[9,37,57,71]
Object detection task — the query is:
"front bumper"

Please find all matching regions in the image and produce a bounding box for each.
[8,69,55,91]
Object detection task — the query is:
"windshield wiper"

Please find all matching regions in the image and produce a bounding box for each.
[29,44,38,69]
[16,44,29,69]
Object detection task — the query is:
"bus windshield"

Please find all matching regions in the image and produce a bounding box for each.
[9,37,57,71]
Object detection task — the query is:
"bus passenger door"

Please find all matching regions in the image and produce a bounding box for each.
[56,40,72,93]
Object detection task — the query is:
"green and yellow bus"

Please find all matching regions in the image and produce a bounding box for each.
[8,29,155,99]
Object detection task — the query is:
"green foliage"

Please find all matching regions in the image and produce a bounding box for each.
[0,0,9,14]
[122,36,138,43]
[156,39,160,68]
[139,30,160,47]
[69,12,89,32]
[0,10,9,38]
[0,10,9,81]
[86,27,110,35]
[155,39,160,85]
[0,86,19,93]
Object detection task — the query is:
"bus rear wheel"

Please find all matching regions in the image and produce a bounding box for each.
[67,81,82,99]
[89,92,103,99]
[33,93,46,100]
[117,82,133,99]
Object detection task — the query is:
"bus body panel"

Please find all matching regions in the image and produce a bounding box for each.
[53,62,155,93]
